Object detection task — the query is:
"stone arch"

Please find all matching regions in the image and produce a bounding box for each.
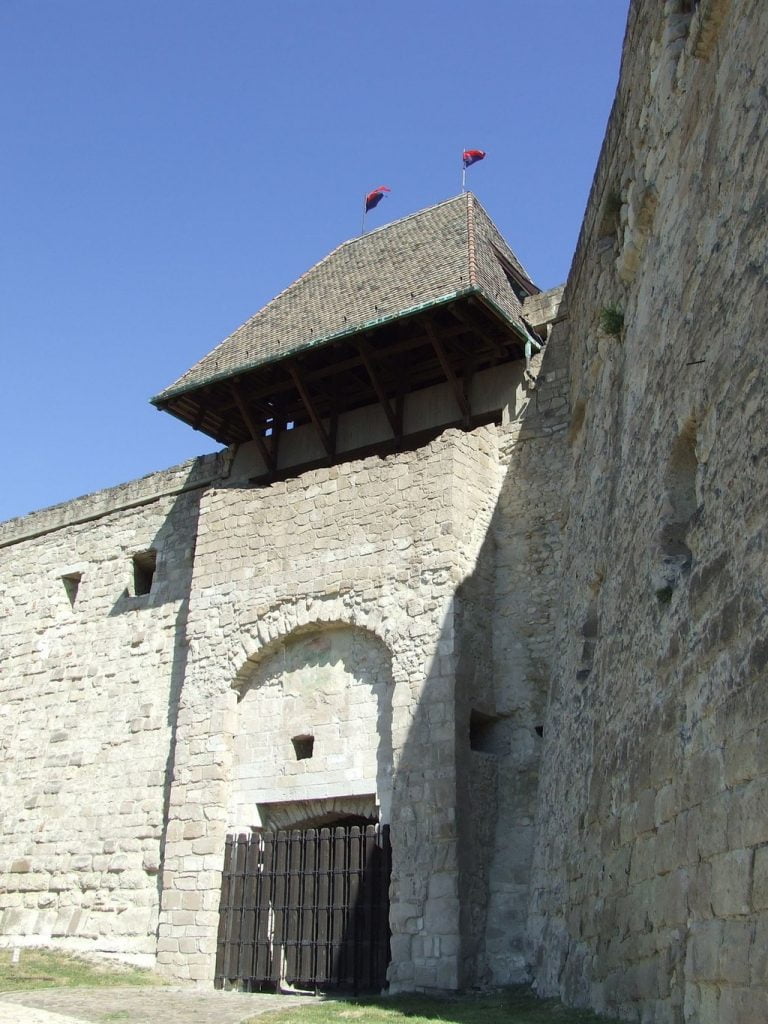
[228,595,402,690]
[228,618,395,831]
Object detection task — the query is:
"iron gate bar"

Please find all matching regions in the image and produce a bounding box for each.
[215,823,390,993]
[254,832,273,982]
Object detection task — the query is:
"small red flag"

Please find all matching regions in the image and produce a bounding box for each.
[462,149,486,168]
[365,186,391,212]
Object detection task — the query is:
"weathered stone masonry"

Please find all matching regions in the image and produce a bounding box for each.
[528,1,768,1021]
[0,455,226,955]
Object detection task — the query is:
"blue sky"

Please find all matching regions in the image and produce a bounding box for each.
[1,0,629,522]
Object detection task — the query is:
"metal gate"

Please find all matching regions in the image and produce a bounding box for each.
[214,824,391,993]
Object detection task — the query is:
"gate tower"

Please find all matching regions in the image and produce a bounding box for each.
[150,193,558,992]
[152,193,542,477]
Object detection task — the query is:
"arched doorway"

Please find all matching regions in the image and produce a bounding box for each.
[215,625,394,993]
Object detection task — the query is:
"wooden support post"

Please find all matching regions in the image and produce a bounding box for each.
[230,382,277,474]
[450,303,507,358]
[425,324,472,426]
[395,387,405,444]
[356,339,400,439]
[191,399,206,432]
[287,363,334,457]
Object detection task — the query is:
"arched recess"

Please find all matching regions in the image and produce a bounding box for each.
[228,622,394,831]
[227,594,403,689]
[653,417,700,601]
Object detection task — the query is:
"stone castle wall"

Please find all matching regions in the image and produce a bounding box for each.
[528,1,768,1021]
[0,455,227,958]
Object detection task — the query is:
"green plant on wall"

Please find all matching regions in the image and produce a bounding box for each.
[599,304,624,337]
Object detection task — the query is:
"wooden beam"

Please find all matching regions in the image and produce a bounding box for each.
[230,382,276,473]
[425,324,472,426]
[467,294,527,356]
[395,387,405,446]
[356,338,400,438]
[195,320,465,410]
[287,362,333,457]
[449,303,507,358]
[191,402,206,432]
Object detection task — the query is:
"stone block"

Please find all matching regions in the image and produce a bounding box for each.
[752,846,768,911]
[427,872,457,900]
[658,869,689,927]
[717,985,768,1023]
[750,917,768,985]
[724,731,758,788]
[687,861,713,921]
[710,849,752,917]
[718,920,752,986]
[655,783,679,827]
[694,796,728,860]
[423,896,459,937]
[685,920,723,982]
[730,779,768,849]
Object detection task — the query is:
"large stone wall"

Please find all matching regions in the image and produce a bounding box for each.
[528,1,768,1021]
[147,328,570,987]
[0,455,227,959]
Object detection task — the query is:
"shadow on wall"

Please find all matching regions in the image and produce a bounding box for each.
[389,339,569,990]
[104,473,205,933]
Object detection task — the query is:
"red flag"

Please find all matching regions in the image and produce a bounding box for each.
[462,149,486,168]
[365,186,391,212]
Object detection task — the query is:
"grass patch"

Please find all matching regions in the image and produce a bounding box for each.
[247,988,620,1024]
[0,947,161,992]
[598,305,624,338]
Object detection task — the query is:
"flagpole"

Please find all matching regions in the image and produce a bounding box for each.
[361,196,366,236]
[461,149,466,193]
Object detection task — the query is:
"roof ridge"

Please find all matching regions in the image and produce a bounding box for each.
[467,195,535,284]
[466,192,477,287]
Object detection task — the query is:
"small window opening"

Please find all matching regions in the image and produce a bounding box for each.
[469,710,504,755]
[62,572,82,607]
[534,725,544,738]
[132,550,157,596]
[292,735,314,760]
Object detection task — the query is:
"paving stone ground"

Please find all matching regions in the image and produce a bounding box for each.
[0,986,316,1024]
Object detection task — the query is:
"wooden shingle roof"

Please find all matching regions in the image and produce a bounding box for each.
[152,193,535,405]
